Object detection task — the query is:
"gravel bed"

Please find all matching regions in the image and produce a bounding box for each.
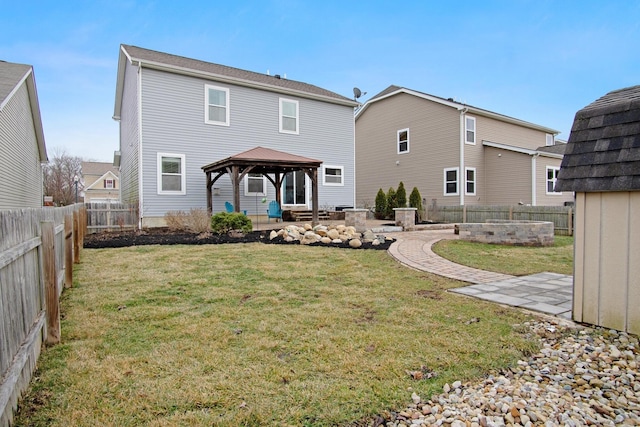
[379,319,639,427]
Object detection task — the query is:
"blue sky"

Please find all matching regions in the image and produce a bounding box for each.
[2,1,638,162]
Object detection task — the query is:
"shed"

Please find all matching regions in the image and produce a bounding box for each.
[555,85,640,334]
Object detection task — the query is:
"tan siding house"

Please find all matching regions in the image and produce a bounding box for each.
[555,85,640,334]
[0,62,47,209]
[355,86,573,210]
[81,161,120,203]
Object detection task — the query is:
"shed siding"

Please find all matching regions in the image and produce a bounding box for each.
[139,68,354,220]
[355,93,460,208]
[483,147,531,205]
[118,60,140,205]
[0,82,43,209]
[574,191,640,334]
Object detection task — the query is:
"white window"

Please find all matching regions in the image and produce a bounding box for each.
[244,173,266,196]
[397,128,409,154]
[546,166,561,194]
[546,134,554,146]
[205,84,229,126]
[157,153,186,195]
[444,167,459,195]
[104,179,114,189]
[279,98,299,134]
[323,165,344,186]
[465,116,476,144]
[465,167,476,195]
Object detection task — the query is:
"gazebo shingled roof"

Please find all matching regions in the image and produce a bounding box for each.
[201,146,323,225]
[555,85,640,192]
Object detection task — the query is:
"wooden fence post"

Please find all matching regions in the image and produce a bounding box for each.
[568,208,573,236]
[42,221,60,345]
[73,210,80,264]
[64,214,73,288]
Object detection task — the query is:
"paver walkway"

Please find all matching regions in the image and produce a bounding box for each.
[386,228,573,319]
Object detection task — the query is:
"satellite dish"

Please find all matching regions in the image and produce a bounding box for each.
[353,87,362,99]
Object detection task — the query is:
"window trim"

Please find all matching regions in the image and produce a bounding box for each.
[443,167,459,196]
[157,153,186,195]
[465,167,476,196]
[465,116,476,145]
[546,166,561,195]
[244,172,267,196]
[279,98,299,134]
[204,84,230,126]
[546,133,554,146]
[322,165,344,186]
[397,128,410,154]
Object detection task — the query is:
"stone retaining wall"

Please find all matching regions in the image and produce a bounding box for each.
[456,220,554,246]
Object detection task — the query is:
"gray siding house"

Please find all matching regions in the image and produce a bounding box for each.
[355,86,574,210]
[0,61,47,209]
[113,45,358,227]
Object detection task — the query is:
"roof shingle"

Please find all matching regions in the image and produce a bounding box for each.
[555,85,640,192]
[121,45,355,105]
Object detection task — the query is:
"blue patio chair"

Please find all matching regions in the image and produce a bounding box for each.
[266,200,282,223]
[225,201,247,215]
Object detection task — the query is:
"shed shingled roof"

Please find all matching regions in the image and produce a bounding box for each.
[555,85,640,192]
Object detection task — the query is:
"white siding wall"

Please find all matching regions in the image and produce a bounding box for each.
[118,61,140,205]
[0,82,43,209]
[138,68,354,221]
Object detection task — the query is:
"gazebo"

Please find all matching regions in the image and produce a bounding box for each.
[201,146,323,225]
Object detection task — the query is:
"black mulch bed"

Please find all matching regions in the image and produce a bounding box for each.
[84,228,394,250]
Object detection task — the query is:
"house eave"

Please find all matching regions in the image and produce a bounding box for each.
[121,53,358,108]
[482,140,564,159]
[356,87,560,135]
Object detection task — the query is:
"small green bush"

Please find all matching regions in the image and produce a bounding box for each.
[211,212,253,234]
[374,189,387,220]
[396,181,407,208]
[385,187,397,219]
[409,187,423,222]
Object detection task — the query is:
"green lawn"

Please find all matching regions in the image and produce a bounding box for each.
[432,236,574,276]
[15,243,539,426]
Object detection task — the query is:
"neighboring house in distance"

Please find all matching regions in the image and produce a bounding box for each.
[81,161,120,203]
[0,61,47,209]
[555,85,640,335]
[355,85,573,209]
[113,44,358,227]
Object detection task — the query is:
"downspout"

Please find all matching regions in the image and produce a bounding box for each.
[459,107,468,206]
[352,108,357,208]
[531,153,539,206]
[137,62,144,230]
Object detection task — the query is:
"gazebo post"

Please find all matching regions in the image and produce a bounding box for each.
[230,165,241,212]
[206,171,212,214]
[309,168,319,226]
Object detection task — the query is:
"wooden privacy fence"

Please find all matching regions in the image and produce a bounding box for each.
[0,205,85,427]
[426,204,574,236]
[85,202,138,234]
